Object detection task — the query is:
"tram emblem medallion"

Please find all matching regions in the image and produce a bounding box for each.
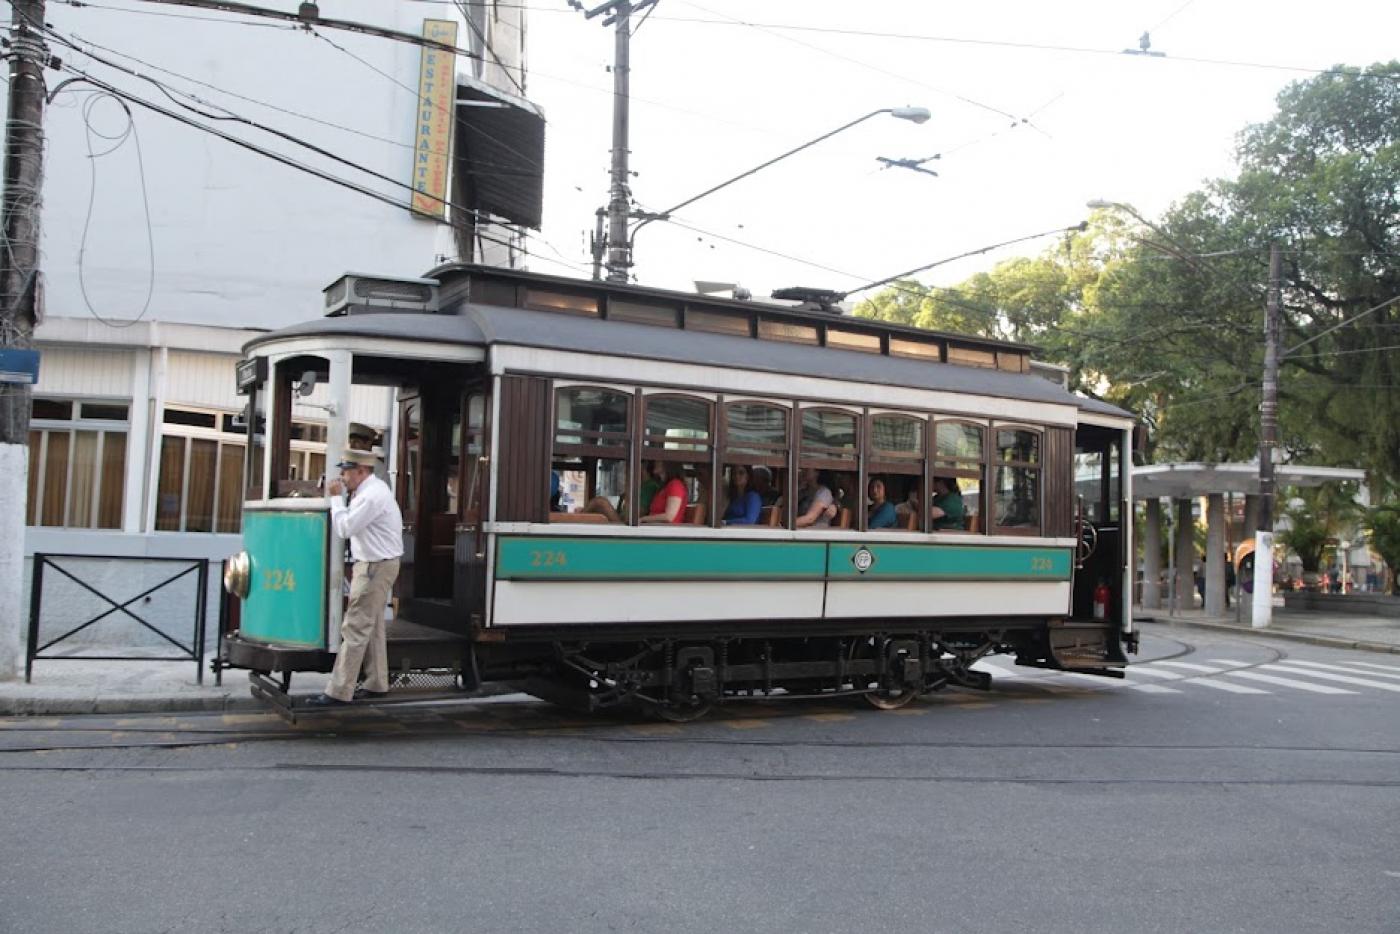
[851,547,875,574]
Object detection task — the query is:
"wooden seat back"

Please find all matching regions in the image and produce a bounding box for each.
[902,509,918,531]
[759,505,781,527]
[550,511,609,524]
[835,507,852,530]
[966,513,981,533]
[684,503,707,525]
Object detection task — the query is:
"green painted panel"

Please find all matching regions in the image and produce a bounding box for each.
[827,543,1072,580]
[240,509,329,647]
[496,536,828,580]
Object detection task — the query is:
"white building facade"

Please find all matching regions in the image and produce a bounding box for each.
[14,1,541,652]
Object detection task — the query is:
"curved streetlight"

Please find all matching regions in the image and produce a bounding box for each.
[596,106,932,280]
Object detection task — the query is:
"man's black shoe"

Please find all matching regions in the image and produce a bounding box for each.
[303,693,350,708]
[353,688,390,702]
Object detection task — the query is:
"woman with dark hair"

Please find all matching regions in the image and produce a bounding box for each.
[930,476,965,530]
[640,460,688,524]
[795,467,837,529]
[722,465,762,525]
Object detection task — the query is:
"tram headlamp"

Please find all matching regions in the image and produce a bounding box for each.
[224,551,252,599]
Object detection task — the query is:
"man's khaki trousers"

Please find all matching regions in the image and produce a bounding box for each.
[325,558,400,702]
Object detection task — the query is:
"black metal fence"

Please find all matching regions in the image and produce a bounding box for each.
[26,553,210,684]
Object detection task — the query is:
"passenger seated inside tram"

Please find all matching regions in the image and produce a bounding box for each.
[721,465,763,526]
[867,478,898,529]
[930,476,966,530]
[583,460,687,524]
[751,465,780,506]
[794,468,837,529]
[550,470,562,511]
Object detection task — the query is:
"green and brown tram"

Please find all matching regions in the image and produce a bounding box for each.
[220,264,1137,719]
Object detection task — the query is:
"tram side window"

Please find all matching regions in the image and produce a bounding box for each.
[642,395,712,525]
[721,402,789,527]
[551,387,631,523]
[453,394,486,518]
[993,427,1041,533]
[869,414,924,531]
[933,421,984,532]
[799,408,858,529]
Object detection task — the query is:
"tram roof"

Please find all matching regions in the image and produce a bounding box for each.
[247,303,1132,419]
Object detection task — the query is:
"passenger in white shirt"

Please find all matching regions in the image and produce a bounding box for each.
[306,449,404,707]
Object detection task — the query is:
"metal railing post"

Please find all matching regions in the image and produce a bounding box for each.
[25,554,43,683]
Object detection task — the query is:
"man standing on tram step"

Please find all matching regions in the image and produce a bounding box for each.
[305,448,404,707]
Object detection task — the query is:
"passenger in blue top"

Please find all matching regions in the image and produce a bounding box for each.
[867,478,898,529]
[721,464,763,525]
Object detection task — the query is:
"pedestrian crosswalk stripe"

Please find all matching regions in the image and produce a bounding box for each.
[1258,663,1400,694]
[1059,671,1181,693]
[1348,660,1400,675]
[1182,660,1357,694]
[1281,659,1400,682]
[1131,665,1270,694]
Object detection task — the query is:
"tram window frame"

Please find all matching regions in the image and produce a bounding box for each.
[551,384,633,523]
[990,423,1043,536]
[720,399,791,529]
[456,391,488,522]
[641,392,714,526]
[798,406,860,530]
[867,412,925,532]
[932,419,987,534]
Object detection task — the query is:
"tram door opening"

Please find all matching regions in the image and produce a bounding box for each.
[1071,426,1126,623]
[394,379,489,633]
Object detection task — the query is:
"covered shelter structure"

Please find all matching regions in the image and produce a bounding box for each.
[1132,463,1367,615]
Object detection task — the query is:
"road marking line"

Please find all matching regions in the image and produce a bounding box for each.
[722,719,772,730]
[1280,659,1400,682]
[1347,661,1400,675]
[803,712,857,722]
[1133,665,1270,694]
[1260,664,1400,693]
[1172,660,1358,694]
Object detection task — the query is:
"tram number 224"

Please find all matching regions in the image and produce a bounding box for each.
[261,569,298,592]
[530,550,568,568]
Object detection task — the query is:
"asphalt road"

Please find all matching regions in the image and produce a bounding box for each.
[1,628,1398,934]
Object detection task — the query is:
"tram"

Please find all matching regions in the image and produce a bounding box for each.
[220,264,1137,719]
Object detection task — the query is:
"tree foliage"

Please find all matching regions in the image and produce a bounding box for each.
[854,62,1400,491]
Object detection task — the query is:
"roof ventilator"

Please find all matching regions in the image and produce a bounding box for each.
[323,274,441,317]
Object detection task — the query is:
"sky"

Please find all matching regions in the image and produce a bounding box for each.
[521,0,1400,303]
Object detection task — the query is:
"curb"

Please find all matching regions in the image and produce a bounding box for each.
[1137,616,1400,655]
[0,680,521,717]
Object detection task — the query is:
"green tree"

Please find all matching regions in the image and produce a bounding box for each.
[1277,483,1362,584]
[1364,504,1400,595]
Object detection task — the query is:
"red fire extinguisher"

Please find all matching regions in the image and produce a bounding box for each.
[1093,581,1111,621]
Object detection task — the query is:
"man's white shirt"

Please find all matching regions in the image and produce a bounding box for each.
[329,473,404,562]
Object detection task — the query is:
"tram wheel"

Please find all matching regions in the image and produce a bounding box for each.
[862,686,919,710]
[653,698,713,723]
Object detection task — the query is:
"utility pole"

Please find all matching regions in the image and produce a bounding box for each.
[1251,241,1282,629]
[602,0,632,282]
[0,0,47,679]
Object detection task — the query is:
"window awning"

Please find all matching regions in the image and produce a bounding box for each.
[455,77,545,229]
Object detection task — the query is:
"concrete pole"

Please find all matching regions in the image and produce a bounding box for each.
[1174,499,1196,611]
[1142,498,1162,609]
[1205,493,1226,615]
[1253,243,1282,629]
[0,0,47,681]
[603,1,633,282]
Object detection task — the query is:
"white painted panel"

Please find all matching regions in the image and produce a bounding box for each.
[166,350,242,410]
[33,347,132,398]
[493,581,824,626]
[824,581,1072,618]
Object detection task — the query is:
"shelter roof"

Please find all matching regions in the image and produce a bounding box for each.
[1133,463,1366,499]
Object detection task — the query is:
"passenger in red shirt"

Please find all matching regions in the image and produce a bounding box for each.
[641,460,688,524]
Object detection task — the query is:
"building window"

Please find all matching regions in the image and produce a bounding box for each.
[26,398,129,530]
[155,405,256,533]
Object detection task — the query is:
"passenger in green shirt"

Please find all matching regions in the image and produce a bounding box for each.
[639,475,662,517]
[931,476,965,530]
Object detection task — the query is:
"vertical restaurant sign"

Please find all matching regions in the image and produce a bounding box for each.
[410,19,459,219]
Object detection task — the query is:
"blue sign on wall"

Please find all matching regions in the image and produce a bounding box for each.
[0,349,39,385]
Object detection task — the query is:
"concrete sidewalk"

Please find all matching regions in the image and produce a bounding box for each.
[1136,605,1400,654]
